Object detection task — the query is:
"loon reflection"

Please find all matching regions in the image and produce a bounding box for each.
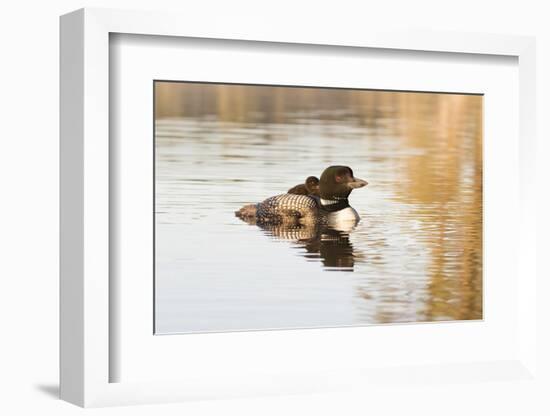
[256,222,360,271]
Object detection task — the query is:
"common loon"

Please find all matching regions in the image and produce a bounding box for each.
[287,176,320,197]
[235,166,368,230]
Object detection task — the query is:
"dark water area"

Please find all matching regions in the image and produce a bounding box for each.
[154,82,483,334]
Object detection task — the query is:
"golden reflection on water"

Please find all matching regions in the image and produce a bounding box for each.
[155,82,482,333]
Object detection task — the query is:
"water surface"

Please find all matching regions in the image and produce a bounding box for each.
[155,83,482,334]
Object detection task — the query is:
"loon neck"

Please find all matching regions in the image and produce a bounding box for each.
[319,197,350,213]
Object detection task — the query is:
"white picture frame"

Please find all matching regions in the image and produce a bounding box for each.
[60,7,537,407]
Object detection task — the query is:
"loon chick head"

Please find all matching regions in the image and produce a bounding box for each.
[319,166,368,204]
[305,176,320,196]
[287,176,320,196]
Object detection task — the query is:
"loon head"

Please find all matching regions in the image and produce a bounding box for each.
[305,176,320,196]
[319,166,368,202]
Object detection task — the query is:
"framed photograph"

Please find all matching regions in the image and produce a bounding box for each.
[60,8,538,407]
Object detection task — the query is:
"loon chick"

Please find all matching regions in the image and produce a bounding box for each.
[287,176,320,196]
[235,166,367,229]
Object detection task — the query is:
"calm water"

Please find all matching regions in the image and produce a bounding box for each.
[155,84,482,334]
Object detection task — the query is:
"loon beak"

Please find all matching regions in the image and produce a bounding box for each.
[348,177,368,189]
